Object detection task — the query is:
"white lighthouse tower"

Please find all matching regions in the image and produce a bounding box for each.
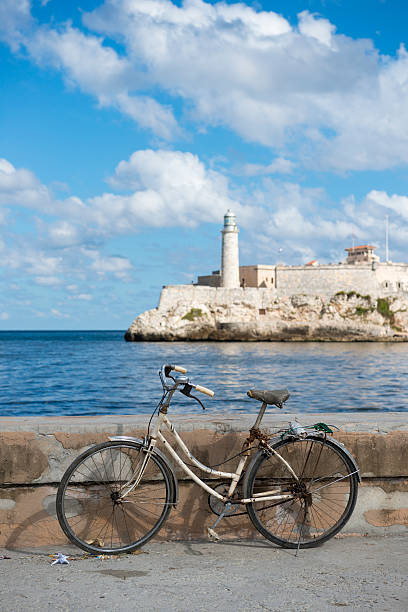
[221,210,240,288]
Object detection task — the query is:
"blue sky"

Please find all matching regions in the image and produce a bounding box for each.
[1,0,408,330]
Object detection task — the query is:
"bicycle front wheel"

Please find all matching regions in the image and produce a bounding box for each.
[56,441,174,554]
[244,437,358,548]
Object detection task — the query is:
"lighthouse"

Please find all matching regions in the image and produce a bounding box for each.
[221,210,240,288]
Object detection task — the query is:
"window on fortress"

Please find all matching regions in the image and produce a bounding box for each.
[259,309,266,315]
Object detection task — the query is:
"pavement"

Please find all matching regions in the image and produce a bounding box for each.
[0,535,407,612]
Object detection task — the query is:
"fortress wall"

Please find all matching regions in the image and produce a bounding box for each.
[0,413,407,548]
[186,264,408,302]
[375,263,408,291]
[277,264,408,297]
[276,265,380,296]
[158,286,276,311]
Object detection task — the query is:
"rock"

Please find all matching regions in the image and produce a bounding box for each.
[125,288,408,341]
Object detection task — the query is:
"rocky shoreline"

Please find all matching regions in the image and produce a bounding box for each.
[125,290,408,341]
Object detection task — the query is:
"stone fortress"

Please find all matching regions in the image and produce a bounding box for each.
[197,210,408,297]
[125,211,408,341]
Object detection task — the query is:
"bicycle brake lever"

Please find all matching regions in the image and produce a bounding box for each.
[180,384,206,410]
[190,394,206,410]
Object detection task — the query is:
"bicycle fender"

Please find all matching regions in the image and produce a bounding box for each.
[108,436,179,503]
[316,434,361,482]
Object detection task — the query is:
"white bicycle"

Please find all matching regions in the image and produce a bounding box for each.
[56,364,360,554]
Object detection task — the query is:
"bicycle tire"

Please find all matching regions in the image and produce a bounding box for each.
[243,436,358,548]
[56,440,174,554]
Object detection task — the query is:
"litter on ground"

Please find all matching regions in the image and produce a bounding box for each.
[51,552,70,565]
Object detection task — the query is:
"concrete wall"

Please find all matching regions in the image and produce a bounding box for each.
[0,413,407,548]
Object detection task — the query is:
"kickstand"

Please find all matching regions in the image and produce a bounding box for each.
[207,502,232,541]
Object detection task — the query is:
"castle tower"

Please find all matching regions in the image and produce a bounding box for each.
[221,210,240,288]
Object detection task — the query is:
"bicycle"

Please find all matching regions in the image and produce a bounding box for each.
[56,364,360,555]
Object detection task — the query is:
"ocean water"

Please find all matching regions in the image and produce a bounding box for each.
[1,331,408,417]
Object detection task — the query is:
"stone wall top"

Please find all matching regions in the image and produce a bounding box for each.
[158,285,269,310]
[1,412,407,434]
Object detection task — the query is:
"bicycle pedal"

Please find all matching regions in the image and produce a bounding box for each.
[207,527,221,541]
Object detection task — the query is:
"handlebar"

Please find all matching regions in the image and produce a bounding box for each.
[194,384,215,397]
[160,364,214,398]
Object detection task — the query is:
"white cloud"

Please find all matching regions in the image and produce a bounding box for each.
[35,276,61,286]
[4,1,408,168]
[50,308,70,318]
[81,1,399,170]
[240,158,295,177]
[99,149,242,228]
[3,243,63,277]
[0,153,245,284]
[0,0,32,51]
[84,1,408,170]
[47,220,83,248]
[365,190,408,220]
[29,254,62,276]
[74,294,92,301]
[86,250,132,279]
[298,11,335,47]
[0,312,9,320]
[114,93,179,141]
[0,158,53,211]
[0,159,15,175]
[20,21,179,140]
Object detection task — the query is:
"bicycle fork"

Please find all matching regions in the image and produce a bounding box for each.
[107,437,156,500]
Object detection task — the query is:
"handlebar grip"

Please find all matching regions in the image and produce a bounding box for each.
[195,384,214,398]
[173,365,187,374]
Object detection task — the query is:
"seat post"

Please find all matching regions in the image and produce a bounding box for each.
[253,402,267,429]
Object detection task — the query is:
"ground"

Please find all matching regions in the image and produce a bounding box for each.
[0,535,407,611]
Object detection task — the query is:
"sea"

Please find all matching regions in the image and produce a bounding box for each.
[1,330,408,417]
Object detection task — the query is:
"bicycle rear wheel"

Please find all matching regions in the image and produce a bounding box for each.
[56,441,174,554]
[244,436,358,548]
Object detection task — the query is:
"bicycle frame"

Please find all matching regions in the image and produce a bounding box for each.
[118,408,296,506]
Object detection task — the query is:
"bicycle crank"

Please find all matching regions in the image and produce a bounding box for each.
[208,483,243,517]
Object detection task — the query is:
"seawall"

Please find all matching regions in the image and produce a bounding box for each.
[1,413,407,548]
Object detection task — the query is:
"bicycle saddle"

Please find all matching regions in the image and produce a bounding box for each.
[247,388,290,407]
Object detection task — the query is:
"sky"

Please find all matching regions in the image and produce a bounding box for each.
[1,0,408,330]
